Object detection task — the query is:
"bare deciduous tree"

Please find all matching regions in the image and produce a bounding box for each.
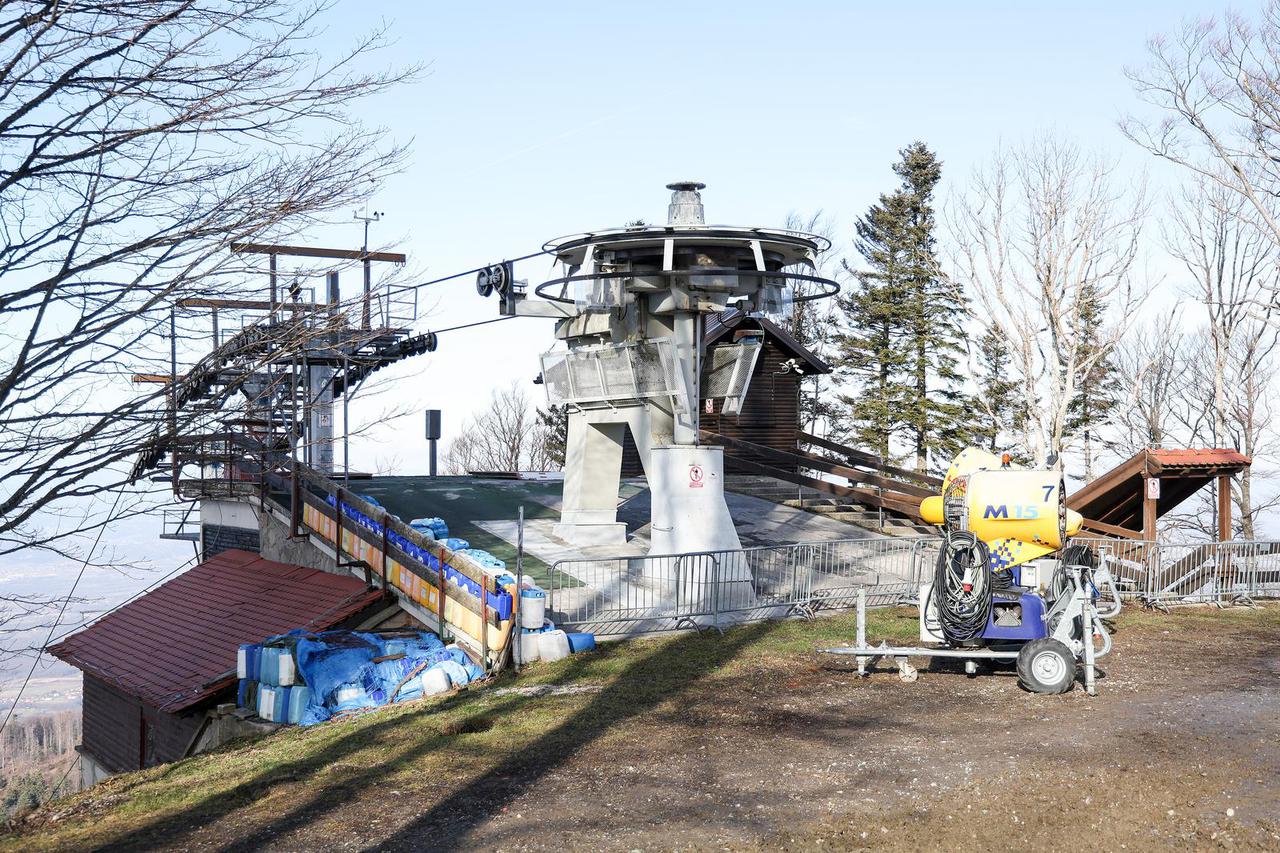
[1110,313,1187,454]
[1124,2,1280,293]
[0,1,412,559]
[948,136,1149,466]
[1165,178,1277,438]
[1158,177,1280,538]
[444,384,540,474]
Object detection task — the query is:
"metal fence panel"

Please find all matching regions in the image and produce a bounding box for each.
[548,537,937,636]
[548,535,1280,635]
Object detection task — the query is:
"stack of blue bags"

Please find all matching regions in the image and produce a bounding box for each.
[236,629,485,726]
[409,517,449,540]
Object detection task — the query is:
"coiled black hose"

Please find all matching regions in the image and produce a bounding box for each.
[931,530,994,643]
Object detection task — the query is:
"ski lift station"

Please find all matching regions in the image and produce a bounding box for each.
[51,180,1274,783]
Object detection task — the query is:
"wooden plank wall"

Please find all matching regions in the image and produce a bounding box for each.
[81,674,206,772]
[622,337,802,475]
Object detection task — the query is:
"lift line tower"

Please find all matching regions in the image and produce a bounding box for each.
[477,182,837,555]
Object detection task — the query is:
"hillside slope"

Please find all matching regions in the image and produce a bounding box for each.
[6,605,1280,851]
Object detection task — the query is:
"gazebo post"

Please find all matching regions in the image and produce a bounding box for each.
[1216,474,1232,543]
[1142,453,1158,543]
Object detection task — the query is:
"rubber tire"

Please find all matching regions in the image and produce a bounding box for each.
[1016,638,1076,694]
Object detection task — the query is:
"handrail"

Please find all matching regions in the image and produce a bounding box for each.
[796,431,943,488]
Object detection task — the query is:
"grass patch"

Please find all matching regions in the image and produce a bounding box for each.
[10,603,1275,851]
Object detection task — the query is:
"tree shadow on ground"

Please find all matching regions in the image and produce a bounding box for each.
[89,621,777,851]
[360,620,780,852]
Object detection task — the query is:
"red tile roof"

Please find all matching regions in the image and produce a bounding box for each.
[1148,448,1252,468]
[48,550,382,712]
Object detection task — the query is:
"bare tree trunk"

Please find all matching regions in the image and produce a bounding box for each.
[0,1,413,564]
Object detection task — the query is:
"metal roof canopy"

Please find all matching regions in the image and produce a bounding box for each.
[48,550,383,713]
[1067,448,1251,541]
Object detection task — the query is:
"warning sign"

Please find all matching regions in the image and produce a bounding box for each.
[704,398,714,414]
[689,464,705,489]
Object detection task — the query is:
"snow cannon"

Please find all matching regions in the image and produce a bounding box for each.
[821,448,1120,695]
[919,447,1085,583]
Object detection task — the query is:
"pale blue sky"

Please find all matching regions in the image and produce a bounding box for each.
[287,0,1224,472]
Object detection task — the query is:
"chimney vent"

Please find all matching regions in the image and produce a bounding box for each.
[666,181,706,225]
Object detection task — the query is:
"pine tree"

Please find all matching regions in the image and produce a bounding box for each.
[834,142,969,470]
[1065,280,1120,480]
[534,405,569,470]
[894,143,970,471]
[973,326,1024,455]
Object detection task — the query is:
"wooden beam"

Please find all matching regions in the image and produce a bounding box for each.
[738,459,928,519]
[231,242,406,264]
[796,431,942,487]
[1217,473,1233,543]
[1142,477,1158,543]
[132,373,177,384]
[1078,518,1143,540]
[705,431,935,498]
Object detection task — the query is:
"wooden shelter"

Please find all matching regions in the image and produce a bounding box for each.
[621,309,831,475]
[49,550,383,783]
[1067,448,1251,542]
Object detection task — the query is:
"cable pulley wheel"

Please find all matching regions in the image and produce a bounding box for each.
[488,263,508,295]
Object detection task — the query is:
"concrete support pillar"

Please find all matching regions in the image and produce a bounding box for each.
[309,365,334,474]
[555,414,627,546]
[671,312,699,445]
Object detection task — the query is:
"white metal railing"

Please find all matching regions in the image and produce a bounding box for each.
[548,536,1280,635]
[547,537,938,636]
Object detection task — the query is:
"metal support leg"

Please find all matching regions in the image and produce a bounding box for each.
[855,588,868,677]
[1081,585,1097,697]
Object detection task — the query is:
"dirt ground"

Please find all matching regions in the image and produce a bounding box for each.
[17,604,1280,851]
[446,607,1280,852]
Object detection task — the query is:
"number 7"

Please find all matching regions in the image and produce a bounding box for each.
[1043,484,1055,502]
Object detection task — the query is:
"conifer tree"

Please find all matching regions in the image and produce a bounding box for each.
[1065,280,1121,480]
[895,143,970,471]
[835,142,969,470]
[973,326,1024,455]
[833,202,909,460]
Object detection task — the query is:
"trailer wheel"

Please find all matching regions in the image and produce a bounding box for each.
[1016,638,1075,694]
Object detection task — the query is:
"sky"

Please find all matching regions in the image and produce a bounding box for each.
[281,0,1223,474]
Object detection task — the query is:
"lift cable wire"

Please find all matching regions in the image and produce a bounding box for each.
[431,315,518,335]
[44,752,81,805]
[0,484,128,741]
[384,250,550,298]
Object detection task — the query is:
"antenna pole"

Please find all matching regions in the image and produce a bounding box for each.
[354,210,384,330]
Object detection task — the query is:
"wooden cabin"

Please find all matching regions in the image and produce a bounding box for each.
[621,309,831,476]
[48,550,384,787]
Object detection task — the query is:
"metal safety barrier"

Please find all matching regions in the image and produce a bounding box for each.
[1061,538,1280,608]
[547,536,939,636]
[548,535,1280,635]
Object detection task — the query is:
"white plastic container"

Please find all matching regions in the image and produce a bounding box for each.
[538,629,571,663]
[519,631,542,663]
[520,588,547,630]
[422,667,451,696]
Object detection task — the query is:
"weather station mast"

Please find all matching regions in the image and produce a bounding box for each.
[476,182,838,555]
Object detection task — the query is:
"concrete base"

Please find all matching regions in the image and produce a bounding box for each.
[648,445,742,555]
[552,521,628,547]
